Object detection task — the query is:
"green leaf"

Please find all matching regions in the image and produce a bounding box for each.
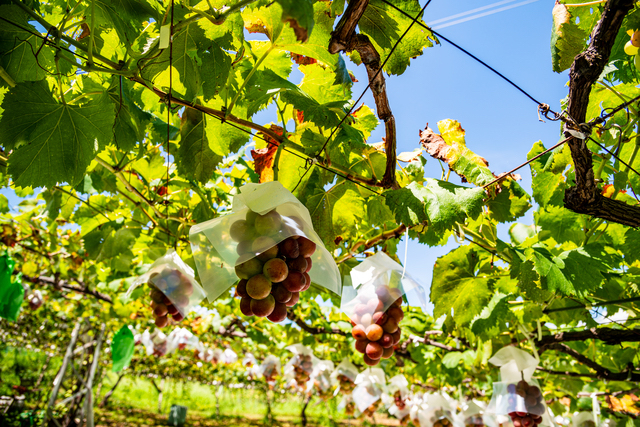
[384,182,429,226]
[555,248,607,296]
[111,324,135,373]
[487,179,532,222]
[177,108,222,183]
[431,245,493,326]
[0,81,115,187]
[622,228,640,265]
[359,0,435,75]
[551,3,587,73]
[535,205,584,245]
[0,5,55,83]
[275,0,314,42]
[140,18,209,100]
[107,77,151,151]
[93,0,160,45]
[244,69,301,117]
[0,194,8,214]
[306,181,365,251]
[422,178,484,233]
[471,292,512,340]
[525,247,577,296]
[201,43,232,101]
[280,91,348,128]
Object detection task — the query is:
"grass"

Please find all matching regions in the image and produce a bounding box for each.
[97,372,400,426]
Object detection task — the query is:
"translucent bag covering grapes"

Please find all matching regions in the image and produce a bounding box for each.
[330,358,358,395]
[418,392,460,427]
[243,353,260,379]
[307,359,334,398]
[284,344,318,388]
[341,251,428,365]
[127,250,206,327]
[27,289,43,310]
[352,367,387,414]
[169,327,198,350]
[410,392,428,426]
[386,374,411,421]
[141,329,170,357]
[463,400,487,427]
[339,394,356,417]
[488,347,551,427]
[573,412,597,427]
[190,182,341,322]
[221,348,238,364]
[484,413,515,427]
[259,355,281,384]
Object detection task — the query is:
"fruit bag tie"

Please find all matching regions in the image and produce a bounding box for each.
[342,251,428,366]
[127,250,206,328]
[488,347,549,427]
[189,181,341,322]
[352,367,386,414]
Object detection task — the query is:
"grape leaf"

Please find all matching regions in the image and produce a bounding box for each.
[0,81,115,187]
[359,0,435,75]
[486,178,532,222]
[471,292,512,340]
[384,182,429,226]
[431,245,493,326]
[140,17,210,100]
[111,324,135,373]
[275,0,314,42]
[422,178,484,233]
[93,0,160,45]
[177,108,222,183]
[551,3,588,73]
[420,120,495,186]
[0,5,55,83]
[306,181,365,251]
[556,248,607,296]
[535,205,584,245]
[107,77,151,151]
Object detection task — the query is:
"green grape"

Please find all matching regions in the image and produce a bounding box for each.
[625,40,639,56]
[635,53,640,71]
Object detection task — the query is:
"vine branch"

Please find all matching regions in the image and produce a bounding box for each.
[563,0,640,226]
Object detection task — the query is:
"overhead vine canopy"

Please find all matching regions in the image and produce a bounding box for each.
[0,0,639,421]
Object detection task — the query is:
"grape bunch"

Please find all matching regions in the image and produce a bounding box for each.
[506,380,545,427]
[147,268,194,327]
[625,30,640,70]
[344,401,356,416]
[26,290,43,310]
[466,416,485,427]
[291,354,314,384]
[231,209,316,323]
[431,411,453,427]
[362,400,381,418]
[336,374,355,393]
[394,390,406,410]
[350,285,404,366]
